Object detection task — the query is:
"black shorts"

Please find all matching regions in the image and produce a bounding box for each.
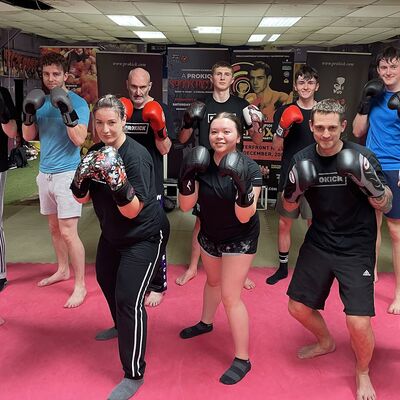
[198,231,258,258]
[287,240,375,316]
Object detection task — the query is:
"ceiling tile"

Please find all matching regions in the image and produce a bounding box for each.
[147,16,186,26]
[222,17,262,27]
[306,5,362,17]
[222,26,256,34]
[266,4,318,17]
[315,26,356,34]
[184,17,223,27]
[180,4,224,17]
[50,1,102,14]
[347,6,400,17]
[330,17,376,27]
[88,1,142,14]
[134,2,181,16]
[364,17,400,28]
[223,4,271,17]
[295,17,340,27]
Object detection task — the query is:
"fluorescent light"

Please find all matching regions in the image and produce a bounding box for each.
[134,31,166,39]
[193,26,221,34]
[107,15,144,27]
[268,34,281,42]
[259,17,301,27]
[248,34,266,43]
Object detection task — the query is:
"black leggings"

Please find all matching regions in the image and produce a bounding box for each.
[96,230,166,379]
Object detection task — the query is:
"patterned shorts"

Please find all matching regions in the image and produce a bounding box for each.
[198,232,258,258]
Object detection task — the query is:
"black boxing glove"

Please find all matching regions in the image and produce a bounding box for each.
[182,101,206,129]
[357,79,385,115]
[219,152,254,208]
[388,91,400,117]
[178,146,210,196]
[284,159,318,203]
[336,148,385,198]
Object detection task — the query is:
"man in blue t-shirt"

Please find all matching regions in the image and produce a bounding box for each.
[353,46,400,315]
[22,52,90,308]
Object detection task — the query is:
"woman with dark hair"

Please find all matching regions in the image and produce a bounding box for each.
[71,94,169,400]
[178,112,262,385]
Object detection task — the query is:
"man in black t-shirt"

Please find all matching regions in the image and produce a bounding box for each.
[283,99,392,400]
[0,87,18,296]
[125,67,175,307]
[267,65,319,285]
[177,61,264,287]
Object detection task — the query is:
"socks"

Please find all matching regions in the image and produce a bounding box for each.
[180,321,213,339]
[220,357,251,385]
[0,278,7,292]
[266,251,289,285]
[107,378,143,400]
[95,327,118,341]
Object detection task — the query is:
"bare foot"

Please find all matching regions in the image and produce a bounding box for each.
[38,269,70,287]
[64,286,87,308]
[145,291,164,307]
[243,277,256,290]
[0,316,4,326]
[387,295,400,314]
[297,340,336,359]
[175,267,197,286]
[356,371,376,400]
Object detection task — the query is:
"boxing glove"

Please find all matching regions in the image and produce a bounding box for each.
[243,105,263,130]
[388,91,400,117]
[178,146,210,196]
[22,89,45,126]
[336,148,385,198]
[93,146,135,206]
[357,79,385,115]
[0,91,11,124]
[182,101,206,129]
[219,152,254,208]
[284,159,318,203]
[142,101,167,140]
[119,97,134,120]
[50,87,79,127]
[275,105,303,138]
[70,150,99,198]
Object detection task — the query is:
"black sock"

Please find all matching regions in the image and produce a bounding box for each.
[266,252,288,285]
[219,357,251,385]
[179,321,213,339]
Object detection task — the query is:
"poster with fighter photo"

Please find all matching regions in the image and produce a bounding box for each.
[167,47,230,178]
[306,51,372,141]
[96,52,163,100]
[40,47,99,154]
[231,51,294,201]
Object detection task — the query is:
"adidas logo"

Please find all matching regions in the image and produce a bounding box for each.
[362,270,371,277]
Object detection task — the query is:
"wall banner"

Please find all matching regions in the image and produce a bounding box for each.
[231,51,294,201]
[306,51,372,141]
[96,51,163,100]
[166,47,230,178]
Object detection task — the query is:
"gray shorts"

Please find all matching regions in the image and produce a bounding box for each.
[37,171,82,219]
[275,192,312,220]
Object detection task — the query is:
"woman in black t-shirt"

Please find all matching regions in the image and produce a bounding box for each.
[178,112,262,385]
[71,94,169,400]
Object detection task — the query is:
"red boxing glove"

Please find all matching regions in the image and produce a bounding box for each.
[142,101,167,140]
[119,97,134,120]
[275,105,303,138]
